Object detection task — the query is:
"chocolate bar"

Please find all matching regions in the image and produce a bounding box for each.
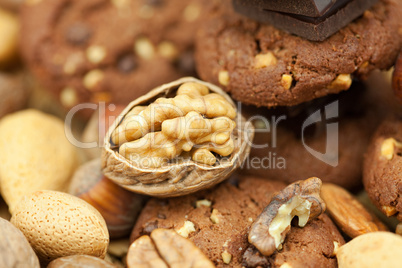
[233,0,378,41]
[242,0,338,17]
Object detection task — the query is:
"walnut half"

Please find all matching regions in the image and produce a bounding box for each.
[102,77,254,197]
[248,177,326,256]
[127,228,215,268]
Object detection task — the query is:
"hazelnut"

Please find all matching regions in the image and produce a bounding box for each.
[11,190,109,265]
[127,229,214,268]
[248,177,325,256]
[102,77,254,197]
[0,110,78,213]
[210,208,221,224]
[69,159,145,239]
[0,218,40,268]
[0,72,29,119]
[48,255,116,268]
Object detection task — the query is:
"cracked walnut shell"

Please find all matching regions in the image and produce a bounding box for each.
[102,77,254,197]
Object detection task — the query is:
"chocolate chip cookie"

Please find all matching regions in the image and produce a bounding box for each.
[20,0,209,110]
[363,118,402,221]
[240,82,375,190]
[195,0,402,108]
[131,175,344,267]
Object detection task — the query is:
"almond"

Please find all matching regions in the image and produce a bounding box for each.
[321,183,388,238]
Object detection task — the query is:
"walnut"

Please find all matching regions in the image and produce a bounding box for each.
[127,228,215,268]
[102,77,253,197]
[248,177,326,256]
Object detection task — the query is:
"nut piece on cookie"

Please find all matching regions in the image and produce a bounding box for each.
[248,177,325,256]
[102,77,254,197]
[321,183,388,238]
[127,228,215,268]
[380,138,402,160]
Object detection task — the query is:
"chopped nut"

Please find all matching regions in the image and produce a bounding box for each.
[127,229,214,268]
[279,263,292,268]
[381,138,402,160]
[254,52,277,69]
[138,5,155,19]
[86,45,107,64]
[183,4,201,22]
[281,74,293,90]
[210,209,220,224]
[112,0,130,9]
[360,61,369,69]
[158,41,178,60]
[221,250,232,264]
[63,52,85,74]
[332,241,340,257]
[248,177,325,256]
[327,74,352,90]
[91,92,112,103]
[196,199,212,208]
[83,69,104,90]
[25,0,42,5]
[218,70,230,86]
[134,37,155,60]
[321,183,388,238]
[176,220,195,238]
[60,87,78,107]
[382,205,398,217]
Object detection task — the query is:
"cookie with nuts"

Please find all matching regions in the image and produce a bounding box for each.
[195,0,402,108]
[363,118,402,222]
[240,83,375,190]
[131,175,344,267]
[20,0,211,112]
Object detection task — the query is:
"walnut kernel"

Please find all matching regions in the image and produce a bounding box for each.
[248,178,325,256]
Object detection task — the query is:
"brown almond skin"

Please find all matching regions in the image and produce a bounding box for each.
[48,255,117,268]
[0,218,40,268]
[392,51,402,103]
[69,159,145,239]
[321,183,388,238]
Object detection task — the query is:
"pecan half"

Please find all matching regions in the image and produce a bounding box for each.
[127,228,215,268]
